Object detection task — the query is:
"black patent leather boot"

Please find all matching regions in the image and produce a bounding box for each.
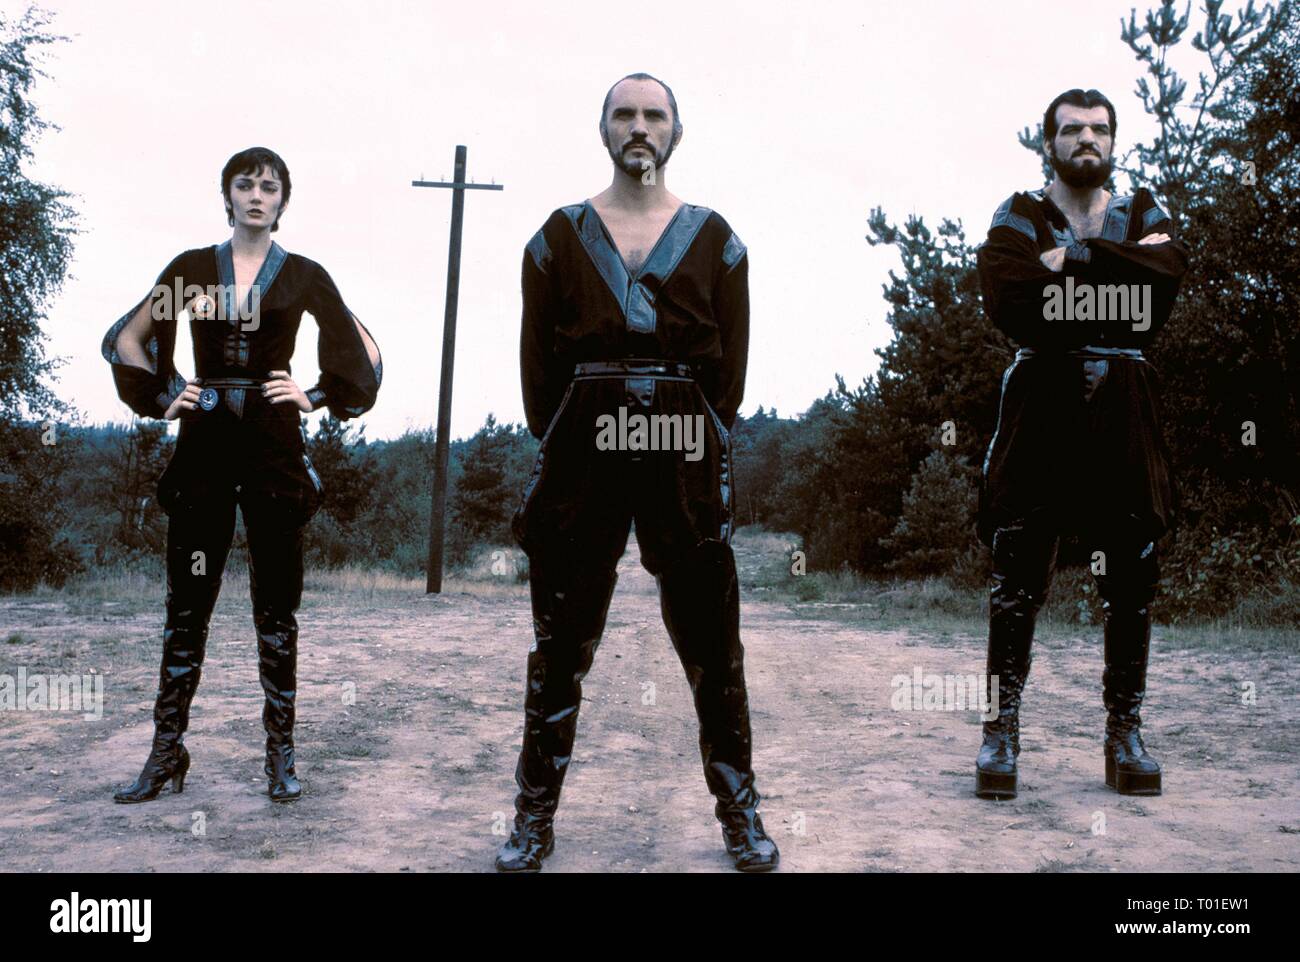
[494,812,555,873]
[114,608,209,803]
[114,737,191,803]
[659,542,778,871]
[258,624,301,802]
[976,719,1021,800]
[1102,601,1162,796]
[264,741,301,802]
[717,792,780,872]
[249,520,304,803]
[503,557,619,868]
[976,524,1053,800]
[977,598,1034,800]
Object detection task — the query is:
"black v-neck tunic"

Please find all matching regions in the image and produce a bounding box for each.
[519,200,749,439]
[102,242,382,423]
[102,243,382,519]
[975,187,1190,545]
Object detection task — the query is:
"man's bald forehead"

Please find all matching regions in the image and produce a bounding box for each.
[599,72,681,135]
[607,77,671,111]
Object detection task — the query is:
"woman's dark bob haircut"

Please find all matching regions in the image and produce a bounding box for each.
[221,147,291,231]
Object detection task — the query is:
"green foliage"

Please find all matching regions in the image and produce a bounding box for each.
[0,6,75,425]
[445,414,534,566]
[881,447,984,582]
[764,0,1299,619]
[303,415,379,565]
[0,8,79,590]
[0,418,82,589]
[109,419,171,558]
[11,1,1294,627]
[1117,0,1299,616]
[745,205,1005,576]
[345,428,434,572]
[729,406,796,527]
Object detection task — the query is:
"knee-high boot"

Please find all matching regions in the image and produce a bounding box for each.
[497,557,619,872]
[658,540,777,872]
[250,523,305,803]
[113,623,208,803]
[976,522,1057,800]
[243,497,307,803]
[1100,540,1162,795]
[256,612,300,802]
[114,530,226,803]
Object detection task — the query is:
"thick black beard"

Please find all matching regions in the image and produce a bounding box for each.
[1050,149,1112,189]
[607,138,673,180]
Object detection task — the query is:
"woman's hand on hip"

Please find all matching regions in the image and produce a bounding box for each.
[263,371,312,412]
[164,381,202,420]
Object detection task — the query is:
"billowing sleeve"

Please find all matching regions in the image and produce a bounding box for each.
[709,227,750,431]
[520,222,566,440]
[101,254,189,419]
[1072,189,1189,346]
[303,260,382,420]
[976,192,1096,351]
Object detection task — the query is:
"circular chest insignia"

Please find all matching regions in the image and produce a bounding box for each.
[197,387,219,412]
[190,294,217,320]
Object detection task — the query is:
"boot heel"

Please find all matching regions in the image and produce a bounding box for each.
[1106,748,1161,795]
[1116,768,1161,795]
[114,741,189,803]
[265,742,302,802]
[975,768,1017,799]
[171,746,191,794]
[975,722,1020,800]
[1105,745,1162,795]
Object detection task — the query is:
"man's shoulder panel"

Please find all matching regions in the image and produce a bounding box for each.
[988,191,1040,243]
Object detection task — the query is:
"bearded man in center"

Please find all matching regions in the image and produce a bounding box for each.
[496,72,779,874]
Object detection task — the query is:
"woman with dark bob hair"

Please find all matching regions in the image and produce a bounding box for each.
[104,146,382,803]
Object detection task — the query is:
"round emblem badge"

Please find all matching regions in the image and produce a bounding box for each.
[197,387,219,412]
[191,294,217,320]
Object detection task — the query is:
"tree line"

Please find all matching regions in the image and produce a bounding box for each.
[2,2,1296,624]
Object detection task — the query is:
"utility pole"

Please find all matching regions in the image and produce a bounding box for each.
[412,145,503,593]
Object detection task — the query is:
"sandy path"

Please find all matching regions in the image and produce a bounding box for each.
[2,538,1297,872]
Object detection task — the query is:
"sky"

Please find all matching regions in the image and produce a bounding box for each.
[10,0,1223,440]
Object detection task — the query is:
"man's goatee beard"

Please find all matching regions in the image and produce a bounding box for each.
[1051,150,1113,189]
[610,142,673,179]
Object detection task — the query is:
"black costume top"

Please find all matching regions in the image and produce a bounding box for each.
[519,200,749,439]
[102,242,381,521]
[102,241,382,423]
[512,201,749,567]
[976,188,1189,545]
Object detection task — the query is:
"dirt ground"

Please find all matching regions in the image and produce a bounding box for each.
[2,534,1298,873]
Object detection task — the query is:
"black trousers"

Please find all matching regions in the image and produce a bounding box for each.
[986,510,1161,726]
[148,411,321,756]
[509,373,759,818]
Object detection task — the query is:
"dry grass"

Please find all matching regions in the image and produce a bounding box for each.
[6,529,1296,650]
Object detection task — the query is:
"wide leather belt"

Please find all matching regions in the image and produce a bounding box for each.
[194,376,269,416]
[572,359,695,408]
[573,359,695,380]
[1016,346,1144,361]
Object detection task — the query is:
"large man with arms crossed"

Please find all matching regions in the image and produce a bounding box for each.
[975,88,1189,800]
[497,72,778,873]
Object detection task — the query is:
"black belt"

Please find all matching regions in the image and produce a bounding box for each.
[197,377,269,389]
[573,359,694,380]
[194,376,269,414]
[1016,346,1144,361]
